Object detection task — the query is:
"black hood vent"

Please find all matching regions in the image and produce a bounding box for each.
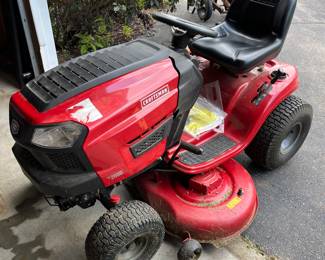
[22,39,170,112]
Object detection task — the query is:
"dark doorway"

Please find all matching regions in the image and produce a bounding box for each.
[0,0,34,88]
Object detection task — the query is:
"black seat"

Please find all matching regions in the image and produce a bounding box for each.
[190,0,297,74]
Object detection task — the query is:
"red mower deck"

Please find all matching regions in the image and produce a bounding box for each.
[137,159,258,241]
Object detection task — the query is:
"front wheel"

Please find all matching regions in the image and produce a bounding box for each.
[245,95,313,170]
[178,239,202,260]
[85,200,165,260]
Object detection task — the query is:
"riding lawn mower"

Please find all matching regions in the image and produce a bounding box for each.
[9,0,312,259]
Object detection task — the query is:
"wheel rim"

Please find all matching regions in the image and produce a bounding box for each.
[116,236,148,260]
[197,7,207,19]
[280,123,302,155]
[192,248,202,259]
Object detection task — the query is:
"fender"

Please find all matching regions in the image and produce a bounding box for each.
[170,60,298,173]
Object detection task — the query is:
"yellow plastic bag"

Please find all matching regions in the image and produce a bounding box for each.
[185,97,226,137]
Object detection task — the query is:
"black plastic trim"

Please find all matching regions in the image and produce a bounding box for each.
[130,118,173,158]
[22,39,171,112]
[166,52,203,147]
[9,104,93,174]
[13,144,103,197]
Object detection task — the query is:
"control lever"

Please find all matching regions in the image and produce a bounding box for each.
[252,68,287,106]
[169,141,203,165]
[180,141,203,155]
[270,69,287,84]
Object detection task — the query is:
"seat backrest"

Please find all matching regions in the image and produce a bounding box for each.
[226,0,297,39]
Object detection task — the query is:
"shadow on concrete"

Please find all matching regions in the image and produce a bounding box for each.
[0,186,52,259]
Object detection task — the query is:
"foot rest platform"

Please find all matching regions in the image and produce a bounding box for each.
[173,134,237,174]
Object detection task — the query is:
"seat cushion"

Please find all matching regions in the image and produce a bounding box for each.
[190,23,283,74]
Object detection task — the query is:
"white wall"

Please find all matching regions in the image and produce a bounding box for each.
[29,0,58,71]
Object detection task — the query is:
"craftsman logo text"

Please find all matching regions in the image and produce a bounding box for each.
[141,85,169,107]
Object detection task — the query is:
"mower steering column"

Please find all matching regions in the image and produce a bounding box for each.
[152,13,218,37]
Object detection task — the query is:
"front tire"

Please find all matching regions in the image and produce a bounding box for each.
[85,200,165,260]
[245,96,313,170]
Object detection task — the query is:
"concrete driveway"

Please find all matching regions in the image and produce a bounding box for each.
[0,0,324,259]
[242,1,325,259]
[151,1,325,259]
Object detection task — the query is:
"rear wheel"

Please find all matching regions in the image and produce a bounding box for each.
[197,0,213,21]
[85,200,165,260]
[245,95,313,170]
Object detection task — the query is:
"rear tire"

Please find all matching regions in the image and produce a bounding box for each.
[245,96,313,170]
[197,0,213,21]
[85,200,165,260]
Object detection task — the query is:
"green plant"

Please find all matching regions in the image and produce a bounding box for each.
[136,0,147,10]
[95,17,107,35]
[77,16,113,55]
[112,2,127,14]
[93,17,112,47]
[122,25,134,39]
[49,0,156,60]
[76,33,103,55]
[166,0,180,11]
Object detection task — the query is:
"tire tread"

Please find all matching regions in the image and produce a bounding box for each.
[85,200,164,260]
[245,95,312,169]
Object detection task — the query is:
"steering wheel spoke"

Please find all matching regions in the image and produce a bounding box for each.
[152,13,217,37]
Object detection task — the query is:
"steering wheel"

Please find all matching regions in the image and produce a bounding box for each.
[152,13,217,37]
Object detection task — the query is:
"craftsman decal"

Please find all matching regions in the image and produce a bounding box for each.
[141,85,169,107]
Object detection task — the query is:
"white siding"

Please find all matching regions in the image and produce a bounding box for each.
[29,0,58,71]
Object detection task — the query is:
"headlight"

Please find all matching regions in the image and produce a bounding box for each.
[31,122,83,148]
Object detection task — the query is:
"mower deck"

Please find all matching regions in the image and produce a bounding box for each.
[137,158,258,241]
